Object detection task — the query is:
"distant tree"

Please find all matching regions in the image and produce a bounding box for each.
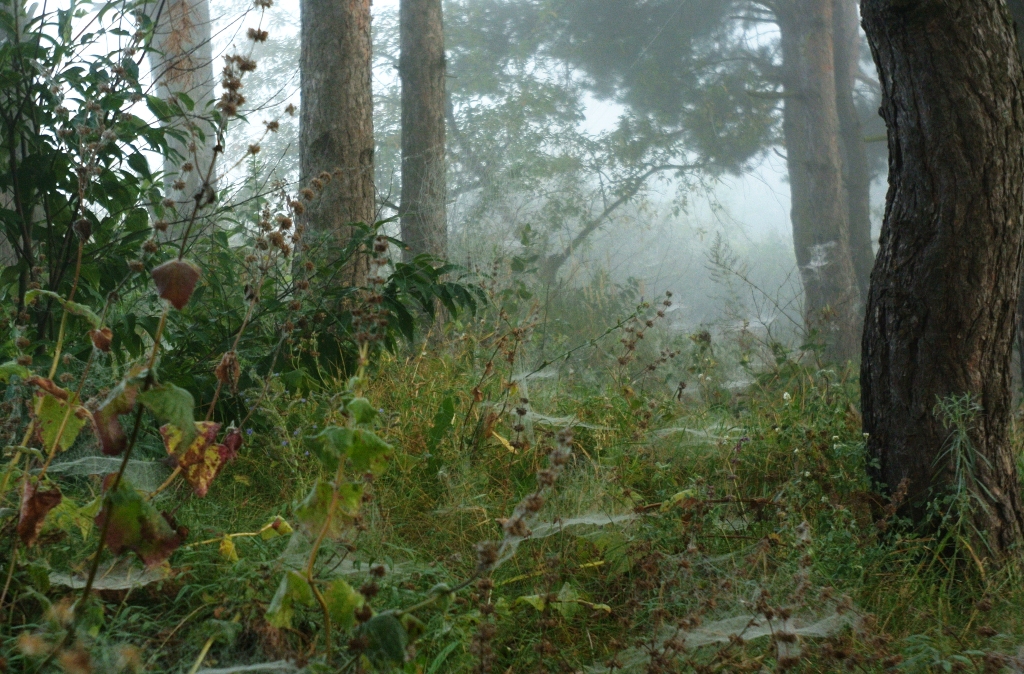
[524,0,867,359]
[833,0,874,300]
[861,0,1024,552]
[777,0,860,361]
[300,0,375,284]
[143,0,217,208]
[398,0,447,261]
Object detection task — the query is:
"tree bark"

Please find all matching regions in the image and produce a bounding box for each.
[832,0,874,302]
[861,0,1024,554]
[777,0,861,363]
[300,0,376,284]
[399,0,447,261]
[1003,0,1024,389]
[145,0,217,207]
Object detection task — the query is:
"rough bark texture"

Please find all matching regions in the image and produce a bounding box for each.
[777,0,861,363]
[861,0,1024,553]
[300,0,375,284]
[399,0,447,261]
[145,0,216,206]
[1004,0,1024,388]
[832,0,874,302]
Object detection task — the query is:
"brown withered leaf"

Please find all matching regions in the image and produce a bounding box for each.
[92,382,139,456]
[151,259,201,310]
[95,475,185,568]
[18,479,63,546]
[214,351,241,391]
[25,375,70,400]
[89,327,113,352]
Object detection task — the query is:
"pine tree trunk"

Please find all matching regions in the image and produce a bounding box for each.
[1003,0,1024,389]
[399,0,447,262]
[300,0,375,284]
[832,0,874,302]
[777,0,861,363]
[145,0,217,208]
[861,0,1024,554]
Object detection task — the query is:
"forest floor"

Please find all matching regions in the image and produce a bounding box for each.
[8,300,1024,673]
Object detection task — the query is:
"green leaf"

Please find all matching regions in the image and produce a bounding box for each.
[358,612,408,666]
[312,426,354,472]
[294,479,363,539]
[348,430,393,476]
[265,570,314,629]
[138,384,196,449]
[95,477,184,567]
[346,398,377,424]
[325,578,363,631]
[0,361,30,382]
[24,289,101,327]
[36,393,87,452]
[426,396,456,455]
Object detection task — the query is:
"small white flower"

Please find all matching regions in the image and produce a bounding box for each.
[783,392,792,402]
[803,471,811,477]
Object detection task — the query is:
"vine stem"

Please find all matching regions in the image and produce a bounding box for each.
[77,305,169,609]
[303,458,346,664]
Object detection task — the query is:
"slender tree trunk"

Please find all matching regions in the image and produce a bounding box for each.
[145,0,217,207]
[399,0,447,262]
[832,0,873,302]
[861,0,1024,554]
[300,0,375,284]
[777,0,861,363]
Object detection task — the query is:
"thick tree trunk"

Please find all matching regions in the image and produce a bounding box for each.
[832,0,873,302]
[399,0,447,261]
[777,0,861,363]
[145,0,217,208]
[300,0,375,284]
[861,0,1024,554]
[1003,0,1024,389]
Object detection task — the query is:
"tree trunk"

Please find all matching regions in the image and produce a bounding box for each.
[777,0,861,363]
[1003,0,1024,389]
[145,0,217,209]
[399,0,447,261]
[832,0,874,302]
[300,0,376,284]
[861,0,1024,554]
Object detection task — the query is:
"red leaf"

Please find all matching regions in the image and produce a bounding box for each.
[151,259,201,310]
[92,383,139,456]
[17,480,63,546]
[89,327,113,352]
[223,427,243,456]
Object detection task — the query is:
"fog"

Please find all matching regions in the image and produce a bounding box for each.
[196,0,885,338]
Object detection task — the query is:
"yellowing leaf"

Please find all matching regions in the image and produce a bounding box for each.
[36,393,88,453]
[660,489,698,512]
[260,516,293,540]
[219,535,239,562]
[265,570,313,629]
[161,421,234,497]
[325,579,363,631]
[492,431,516,454]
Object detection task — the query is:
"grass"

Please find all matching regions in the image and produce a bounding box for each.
[5,290,1024,673]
